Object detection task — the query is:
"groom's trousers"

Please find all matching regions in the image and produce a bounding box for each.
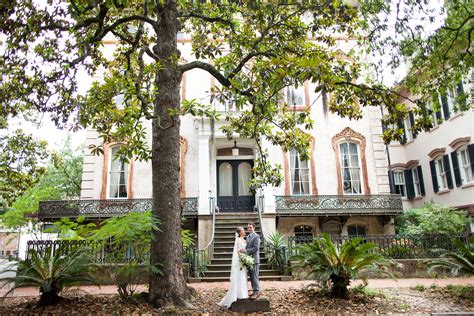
[250,264,260,293]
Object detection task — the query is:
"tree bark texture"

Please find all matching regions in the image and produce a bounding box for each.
[149,1,191,308]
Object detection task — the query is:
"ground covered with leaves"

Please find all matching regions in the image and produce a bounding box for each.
[0,286,473,315]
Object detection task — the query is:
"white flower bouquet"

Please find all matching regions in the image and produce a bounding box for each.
[239,253,254,271]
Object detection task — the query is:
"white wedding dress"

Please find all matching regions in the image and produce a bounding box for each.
[218,237,249,308]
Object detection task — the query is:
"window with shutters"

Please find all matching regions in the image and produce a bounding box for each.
[431,82,466,126]
[412,167,421,196]
[457,147,473,184]
[393,171,406,197]
[435,157,448,190]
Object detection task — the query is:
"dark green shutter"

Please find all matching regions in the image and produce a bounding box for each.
[468,144,474,179]
[388,171,395,194]
[430,160,439,193]
[441,94,450,120]
[456,82,467,110]
[417,166,426,196]
[451,151,462,187]
[405,169,415,199]
[408,111,417,139]
[397,121,406,144]
[443,154,453,189]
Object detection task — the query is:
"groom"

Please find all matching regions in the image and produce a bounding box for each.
[240,222,260,300]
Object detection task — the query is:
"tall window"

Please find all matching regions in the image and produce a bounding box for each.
[453,146,473,185]
[289,148,310,195]
[458,147,473,183]
[412,167,421,196]
[393,171,406,197]
[339,142,362,194]
[108,146,129,198]
[435,157,448,190]
[285,85,305,106]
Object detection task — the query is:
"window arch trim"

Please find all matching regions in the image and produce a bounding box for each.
[332,127,370,195]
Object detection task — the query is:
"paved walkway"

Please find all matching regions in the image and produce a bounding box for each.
[2,278,474,298]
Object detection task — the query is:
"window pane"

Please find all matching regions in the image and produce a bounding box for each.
[219,163,233,196]
[238,162,252,196]
[349,143,358,155]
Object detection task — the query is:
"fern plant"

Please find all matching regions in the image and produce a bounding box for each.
[293,234,393,298]
[428,235,474,276]
[1,250,97,306]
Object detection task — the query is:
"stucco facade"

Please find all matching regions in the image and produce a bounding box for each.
[38,36,403,247]
[388,71,474,231]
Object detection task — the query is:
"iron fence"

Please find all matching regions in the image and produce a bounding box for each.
[287,234,472,259]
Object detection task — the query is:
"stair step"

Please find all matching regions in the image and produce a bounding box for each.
[204,270,281,277]
[199,275,285,282]
[206,264,273,271]
[211,257,269,264]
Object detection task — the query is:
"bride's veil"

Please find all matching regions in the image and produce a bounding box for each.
[229,235,239,280]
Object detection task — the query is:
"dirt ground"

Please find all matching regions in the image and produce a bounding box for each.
[0,283,473,315]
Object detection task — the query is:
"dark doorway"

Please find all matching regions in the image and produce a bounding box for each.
[217,160,255,212]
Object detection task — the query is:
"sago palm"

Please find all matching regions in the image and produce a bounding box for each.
[1,249,98,305]
[428,235,474,276]
[293,234,393,298]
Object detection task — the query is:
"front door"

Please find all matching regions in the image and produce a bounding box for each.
[217,160,255,212]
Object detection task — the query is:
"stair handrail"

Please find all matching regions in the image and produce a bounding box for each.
[256,194,267,242]
[191,195,216,278]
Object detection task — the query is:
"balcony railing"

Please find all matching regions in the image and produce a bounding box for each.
[37,197,198,219]
[275,194,403,216]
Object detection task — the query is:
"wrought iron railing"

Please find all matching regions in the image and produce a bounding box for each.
[26,239,150,263]
[37,197,199,219]
[286,234,472,259]
[275,194,403,215]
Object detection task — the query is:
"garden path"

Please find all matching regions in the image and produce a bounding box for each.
[2,277,474,297]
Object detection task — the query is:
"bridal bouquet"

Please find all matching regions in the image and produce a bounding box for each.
[239,253,254,271]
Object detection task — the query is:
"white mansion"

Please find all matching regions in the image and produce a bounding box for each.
[36,36,473,252]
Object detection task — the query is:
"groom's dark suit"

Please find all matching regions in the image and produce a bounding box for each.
[246,232,260,293]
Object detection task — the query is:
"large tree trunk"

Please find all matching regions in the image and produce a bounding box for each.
[149,1,192,308]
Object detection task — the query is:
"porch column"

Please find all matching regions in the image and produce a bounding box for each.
[198,135,211,214]
[262,185,276,213]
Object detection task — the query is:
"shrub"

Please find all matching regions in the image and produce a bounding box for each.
[293,234,393,299]
[428,235,474,276]
[1,250,97,306]
[396,203,468,236]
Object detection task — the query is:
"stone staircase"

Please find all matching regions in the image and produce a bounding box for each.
[200,213,286,282]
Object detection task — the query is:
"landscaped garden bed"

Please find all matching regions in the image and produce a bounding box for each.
[1,285,473,315]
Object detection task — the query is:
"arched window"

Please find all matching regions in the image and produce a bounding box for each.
[294,225,313,243]
[348,225,366,237]
[332,127,370,195]
[108,146,129,198]
[339,142,362,194]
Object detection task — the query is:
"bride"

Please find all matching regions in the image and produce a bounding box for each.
[218,227,248,309]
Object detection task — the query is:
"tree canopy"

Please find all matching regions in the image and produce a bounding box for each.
[0,138,83,229]
[0,129,49,208]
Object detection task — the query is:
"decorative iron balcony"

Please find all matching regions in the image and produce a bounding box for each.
[37,197,198,220]
[275,194,403,216]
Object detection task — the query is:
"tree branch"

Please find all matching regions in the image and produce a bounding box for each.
[179,12,235,33]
